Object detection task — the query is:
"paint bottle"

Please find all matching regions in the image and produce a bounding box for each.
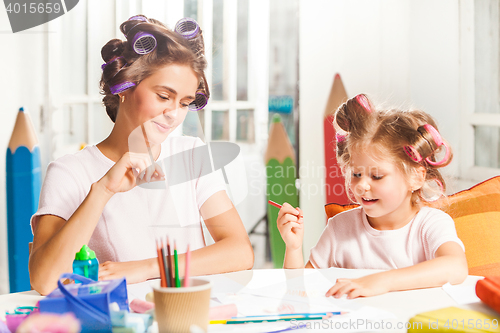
[72,245,99,281]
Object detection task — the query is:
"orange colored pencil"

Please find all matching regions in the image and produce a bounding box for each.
[156,239,166,287]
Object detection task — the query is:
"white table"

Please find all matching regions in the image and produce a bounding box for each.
[0,268,494,332]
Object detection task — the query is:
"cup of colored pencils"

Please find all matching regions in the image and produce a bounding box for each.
[153,238,212,333]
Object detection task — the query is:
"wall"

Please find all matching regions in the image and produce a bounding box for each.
[299,0,466,257]
[0,10,46,293]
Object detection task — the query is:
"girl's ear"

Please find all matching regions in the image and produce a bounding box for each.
[411,166,426,191]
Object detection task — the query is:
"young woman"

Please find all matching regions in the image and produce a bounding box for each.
[29,15,253,295]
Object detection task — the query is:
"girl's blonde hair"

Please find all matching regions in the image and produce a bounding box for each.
[333,94,453,206]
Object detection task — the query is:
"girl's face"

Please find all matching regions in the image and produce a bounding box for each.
[123,63,198,145]
[349,150,416,229]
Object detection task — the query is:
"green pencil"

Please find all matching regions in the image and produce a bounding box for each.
[174,242,180,287]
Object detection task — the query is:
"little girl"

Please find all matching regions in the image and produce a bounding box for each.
[277,94,467,299]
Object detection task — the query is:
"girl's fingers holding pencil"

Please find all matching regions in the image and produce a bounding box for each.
[283,213,300,224]
[277,213,299,230]
[278,203,300,219]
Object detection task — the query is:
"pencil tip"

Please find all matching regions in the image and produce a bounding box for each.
[19,107,24,112]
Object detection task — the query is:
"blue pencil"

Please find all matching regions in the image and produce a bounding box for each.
[232,312,346,319]
[6,107,42,292]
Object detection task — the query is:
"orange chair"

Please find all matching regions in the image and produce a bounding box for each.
[324,176,500,276]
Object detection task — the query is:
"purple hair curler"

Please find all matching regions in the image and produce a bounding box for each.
[174,18,200,40]
[101,56,123,70]
[188,92,208,111]
[109,81,136,95]
[132,31,157,55]
[128,15,147,22]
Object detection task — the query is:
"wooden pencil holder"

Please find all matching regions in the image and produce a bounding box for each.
[152,279,212,333]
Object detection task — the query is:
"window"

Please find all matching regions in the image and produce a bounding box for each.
[459,0,500,181]
[185,0,259,144]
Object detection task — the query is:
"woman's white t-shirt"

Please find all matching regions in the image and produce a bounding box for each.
[31,136,226,262]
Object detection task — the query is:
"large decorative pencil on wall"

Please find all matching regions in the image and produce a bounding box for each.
[323,74,350,206]
[6,107,42,292]
[265,114,298,268]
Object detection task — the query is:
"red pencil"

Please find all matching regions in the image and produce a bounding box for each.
[156,239,166,287]
[268,200,282,209]
[268,200,303,218]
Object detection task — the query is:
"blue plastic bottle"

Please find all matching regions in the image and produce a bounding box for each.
[73,245,99,281]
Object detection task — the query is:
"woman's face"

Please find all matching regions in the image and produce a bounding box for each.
[123,63,198,146]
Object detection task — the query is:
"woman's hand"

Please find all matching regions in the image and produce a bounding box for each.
[325,272,391,299]
[277,203,304,251]
[98,152,165,195]
[98,259,156,284]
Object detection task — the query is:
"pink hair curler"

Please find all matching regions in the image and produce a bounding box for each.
[434,178,444,193]
[420,178,445,202]
[403,124,450,166]
[335,132,346,143]
[422,124,450,166]
[404,145,422,162]
[355,94,372,113]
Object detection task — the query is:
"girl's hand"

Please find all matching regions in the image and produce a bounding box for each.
[277,203,304,250]
[325,273,390,299]
[98,260,154,284]
[98,152,165,194]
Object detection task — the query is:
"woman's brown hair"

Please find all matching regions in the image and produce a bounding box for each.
[99,15,209,122]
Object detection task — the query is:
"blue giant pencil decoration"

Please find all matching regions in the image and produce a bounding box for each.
[6,107,42,292]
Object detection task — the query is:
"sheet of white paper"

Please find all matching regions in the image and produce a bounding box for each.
[198,274,248,294]
[233,269,315,290]
[214,292,341,316]
[442,282,481,304]
[238,269,353,309]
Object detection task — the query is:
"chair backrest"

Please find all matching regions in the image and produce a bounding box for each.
[324,176,500,276]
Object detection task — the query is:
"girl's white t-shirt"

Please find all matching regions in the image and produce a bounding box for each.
[309,206,465,269]
[31,136,227,262]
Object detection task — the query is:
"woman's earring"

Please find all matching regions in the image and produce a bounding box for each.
[121,95,125,103]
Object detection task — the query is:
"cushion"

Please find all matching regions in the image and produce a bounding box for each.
[324,176,500,276]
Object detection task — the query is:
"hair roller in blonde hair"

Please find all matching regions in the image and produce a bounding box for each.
[355,94,372,113]
[403,124,450,166]
[420,178,445,201]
